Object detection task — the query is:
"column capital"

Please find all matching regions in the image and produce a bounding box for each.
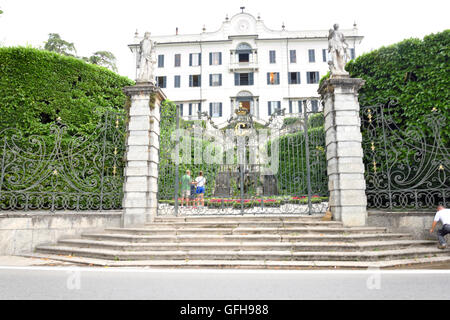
[123,83,167,100]
[318,77,365,96]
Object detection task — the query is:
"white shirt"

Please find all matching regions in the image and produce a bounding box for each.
[195,176,206,187]
[434,209,450,225]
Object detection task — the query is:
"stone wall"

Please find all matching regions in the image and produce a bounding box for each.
[368,210,445,241]
[0,211,121,255]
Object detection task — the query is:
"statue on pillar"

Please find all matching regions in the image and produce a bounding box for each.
[328,24,350,77]
[137,31,156,83]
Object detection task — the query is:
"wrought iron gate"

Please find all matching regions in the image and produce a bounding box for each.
[0,111,126,211]
[157,100,328,215]
[361,101,449,209]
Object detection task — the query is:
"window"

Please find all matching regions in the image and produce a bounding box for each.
[210,52,222,65]
[189,75,201,87]
[188,103,201,116]
[189,53,201,66]
[267,101,281,116]
[288,72,301,84]
[311,100,319,113]
[178,103,184,116]
[289,50,297,63]
[267,72,280,85]
[174,75,180,88]
[238,52,249,63]
[209,74,222,87]
[308,49,315,63]
[350,48,356,60]
[269,50,276,63]
[298,100,303,113]
[234,72,254,86]
[174,54,181,67]
[209,102,223,117]
[288,100,304,114]
[322,49,328,62]
[306,71,320,84]
[158,55,164,68]
[156,76,166,88]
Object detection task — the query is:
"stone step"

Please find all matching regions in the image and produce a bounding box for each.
[24,252,450,269]
[57,239,436,252]
[82,232,413,243]
[35,245,447,262]
[104,226,388,236]
[154,215,329,223]
[143,221,343,228]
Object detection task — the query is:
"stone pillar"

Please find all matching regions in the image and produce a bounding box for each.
[318,77,367,227]
[122,83,166,227]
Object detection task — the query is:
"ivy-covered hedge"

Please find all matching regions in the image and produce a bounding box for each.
[0,47,134,210]
[0,47,133,134]
[346,30,450,142]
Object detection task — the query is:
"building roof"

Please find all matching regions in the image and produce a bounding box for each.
[130,11,362,46]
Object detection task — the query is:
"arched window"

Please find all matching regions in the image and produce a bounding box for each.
[236,43,252,63]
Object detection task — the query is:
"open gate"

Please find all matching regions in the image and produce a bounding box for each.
[157,100,328,215]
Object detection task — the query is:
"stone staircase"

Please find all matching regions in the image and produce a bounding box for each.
[30,215,450,269]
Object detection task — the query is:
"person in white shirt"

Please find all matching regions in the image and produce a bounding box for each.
[430,205,450,249]
[194,171,206,207]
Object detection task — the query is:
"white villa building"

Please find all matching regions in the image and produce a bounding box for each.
[129,9,363,128]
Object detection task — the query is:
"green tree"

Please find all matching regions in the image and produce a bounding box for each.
[44,33,77,56]
[84,51,118,72]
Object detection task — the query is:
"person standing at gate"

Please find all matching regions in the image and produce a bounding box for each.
[180,170,192,207]
[194,171,206,207]
[430,205,450,249]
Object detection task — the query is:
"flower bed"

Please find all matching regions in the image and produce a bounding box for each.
[159,196,328,208]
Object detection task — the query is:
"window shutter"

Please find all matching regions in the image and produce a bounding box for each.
[209,103,212,116]
[219,103,222,117]
[209,53,212,65]
[163,77,166,88]
[288,72,291,84]
[198,103,201,112]
[315,72,319,83]
[198,75,201,87]
[276,73,280,85]
[249,72,254,85]
[219,74,222,86]
[161,55,164,67]
[267,73,270,85]
[189,54,192,66]
[219,52,222,65]
[209,74,212,86]
[297,72,301,84]
[199,53,201,66]
[289,101,293,114]
[277,101,281,112]
[235,73,239,86]
[268,102,271,116]
[298,100,303,113]
[180,104,183,116]
[189,75,193,87]
[322,49,327,62]
[189,103,192,116]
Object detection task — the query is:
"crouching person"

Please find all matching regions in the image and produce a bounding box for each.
[430,205,450,249]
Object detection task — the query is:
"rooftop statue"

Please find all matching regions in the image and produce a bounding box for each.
[137,32,156,83]
[328,24,350,77]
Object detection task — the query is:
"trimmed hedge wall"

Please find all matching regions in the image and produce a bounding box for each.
[0,47,133,134]
[346,30,450,142]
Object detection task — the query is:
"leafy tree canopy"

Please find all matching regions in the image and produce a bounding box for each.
[44,33,77,57]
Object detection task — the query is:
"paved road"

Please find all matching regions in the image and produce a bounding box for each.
[1,267,450,300]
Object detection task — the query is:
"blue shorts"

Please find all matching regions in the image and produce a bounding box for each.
[196,186,205,194]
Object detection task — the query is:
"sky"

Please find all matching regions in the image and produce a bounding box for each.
[0,0,448,79]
